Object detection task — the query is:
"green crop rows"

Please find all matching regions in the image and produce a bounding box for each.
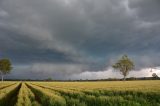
[0,81,160,106]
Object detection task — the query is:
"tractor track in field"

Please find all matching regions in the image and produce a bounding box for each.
[0,83,16,90]
[5,83,21,106]
[26,83,42,106]
[29,83,160,106]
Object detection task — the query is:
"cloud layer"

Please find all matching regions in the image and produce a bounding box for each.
[0,0,160,79]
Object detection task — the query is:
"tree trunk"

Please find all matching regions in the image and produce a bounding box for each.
[0,72,3,82]
[1,75,3,82]
[123,76,126,81]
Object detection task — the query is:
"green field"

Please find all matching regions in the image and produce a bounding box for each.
[0,80,160,106]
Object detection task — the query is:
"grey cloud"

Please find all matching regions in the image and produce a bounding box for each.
[0,0,160,79]
[6,63,88,80]
[129,0,160,22]
[70,68,155,80]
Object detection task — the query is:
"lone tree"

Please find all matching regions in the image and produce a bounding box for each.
[112,55,134,81]
[152,73,159,79]
[0,59,12,81]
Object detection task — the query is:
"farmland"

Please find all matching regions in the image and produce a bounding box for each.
[0,80,160,106]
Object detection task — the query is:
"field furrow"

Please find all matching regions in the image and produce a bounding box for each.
[0,83,21,106]
[0,83,16,90]
[0,81,160,106]
[15,83,41,106]
[30,82,160,106]
[26,83,66,106]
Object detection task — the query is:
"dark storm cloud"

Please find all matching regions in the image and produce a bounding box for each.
[0,0,160,79]
[129,0,160,22]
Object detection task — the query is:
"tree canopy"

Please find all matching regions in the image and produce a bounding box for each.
[112,55,134,80]
[0,58,12,81]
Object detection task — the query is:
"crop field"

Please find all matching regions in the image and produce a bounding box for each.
[0,80,160,106]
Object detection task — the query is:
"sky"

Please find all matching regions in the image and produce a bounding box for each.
[0,0,160,80]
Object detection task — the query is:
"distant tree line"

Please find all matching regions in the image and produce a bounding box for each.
[0,55,159,81]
